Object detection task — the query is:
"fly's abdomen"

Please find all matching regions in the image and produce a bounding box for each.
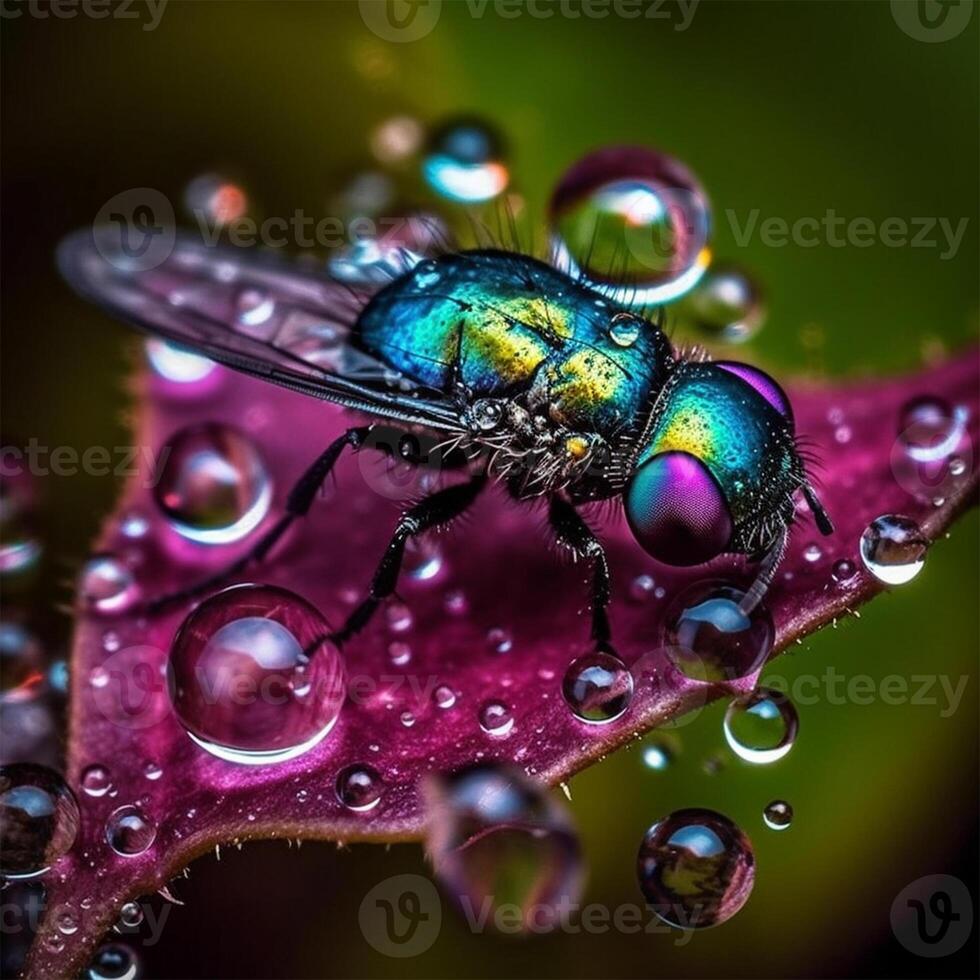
[354,250,671,435]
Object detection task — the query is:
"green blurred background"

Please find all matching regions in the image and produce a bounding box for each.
[1,1,977,977]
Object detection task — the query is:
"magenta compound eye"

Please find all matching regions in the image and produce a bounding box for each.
[624,451,733,566]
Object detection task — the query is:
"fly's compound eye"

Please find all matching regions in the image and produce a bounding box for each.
[716,362,793,421]
[625,451,732,566]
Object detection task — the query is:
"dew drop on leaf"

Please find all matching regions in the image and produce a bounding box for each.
[335,764,383,812]
[859,514,927,585]
[105,805,156,857]
[79,556,138,615]
[478,700,514,737]
[561,650,633,724]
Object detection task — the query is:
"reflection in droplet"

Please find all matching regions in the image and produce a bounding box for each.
[106,805,156,856]
[335,764,383,812]
[145,339,217,384]
[81,764,112,798]
[88,943,140,980]
[724,688,799,764]
[478,700,514,737]
[898,396,967,463]
[763,800,793,831]
[562,651,633,724]
[423,117,509,203]
[859,514,927,585]
[79,555,138,615]
[681,264,764,342]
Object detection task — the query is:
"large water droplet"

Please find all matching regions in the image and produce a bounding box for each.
[637,808,754,929]
[0,764,80,879]
[550,146,710,305]
[423,117,509,203]
[859,514,927,585]
[105,805,156,856]
[681,264,764,342]
[664,583,773,682]
[335,764,383,812]
[724,687,799,764]
[478,700,514,737]
[0,622,44,704]
[152,424,272,545]
[763,800,793,831]
[424,763,584,933]
[168,584,345,765]
[79,555,138,615]
[88,943,140,980]
[561,650,633,724]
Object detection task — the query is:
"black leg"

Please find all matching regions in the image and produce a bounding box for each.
[548,496,614,650]
[147,426,371,611]
[332,474,486,645]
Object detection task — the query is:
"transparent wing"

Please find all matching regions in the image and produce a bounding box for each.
[56,228,464,431]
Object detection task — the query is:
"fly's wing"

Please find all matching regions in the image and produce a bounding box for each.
[56,228,464,431]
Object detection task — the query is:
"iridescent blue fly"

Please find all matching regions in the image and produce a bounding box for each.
[58,230,832,650]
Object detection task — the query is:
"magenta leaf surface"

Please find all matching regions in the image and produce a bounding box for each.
[25,347,979,978]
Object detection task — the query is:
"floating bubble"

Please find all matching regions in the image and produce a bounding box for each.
[859,514,927,585]
[184,174,247,226]
[550,145,710,305]
[724,687,799,764]
[478,700,514,737]
[0,622,44,703]
[168,584,345,765]
[424,763,584,933]
[423,117,509,203]
[79,555,138,615]
[763,800,793,831]
[664,583,773,683]
[0,763,80,879]
[681,264,765,342]
[335,764,383,812]
[152,424,272,545]
[561,650,633,724]
[105,805,156,856]
[145,339,217,385]
[88,943,139,980]
[637,808,754,929]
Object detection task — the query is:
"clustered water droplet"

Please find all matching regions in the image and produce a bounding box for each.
[167,584,345,765]
[637,808,755,929]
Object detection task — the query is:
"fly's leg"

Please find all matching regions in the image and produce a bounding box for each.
[146,426,371,611]
[548,497,614,653]
[332,474,486,646]
[738,528,789,615]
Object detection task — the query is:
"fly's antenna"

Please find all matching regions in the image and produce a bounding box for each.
[739,528,788,615]
[802,483,834,536]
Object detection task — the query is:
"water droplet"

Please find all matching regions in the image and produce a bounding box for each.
[81,765,112,798]
[550,145,710,305]
[335,764,383,812]
[444,589,468,615]
[79,555,137,615]
[859,514,927,585]
[120,513,150,539]
[105,806,155,856]
[898,396,967,462]
[642,742,673,771]
[184,173,247,226]
[681,264,765,342]
[433,684,456,709]
[831,558,857,584]
[629,574,656,602]
[664,583,773,683]
[387,641,412,667]
[152,424,271,545]
[88,943,139,980]
[724,687,799,764]
[424,763,584,933]
[142,762,162,782]
[168,584,345,765]
[637,808,754,928]
[763,800,793,831]
[145,338,216,385]
[118,901,143,928]
[608,312,641,347]
[0,622,44,703]
[486,627,513,654]
[949,456,967,477]
[802,543,822,563]
[0,764,79,879]
[423,117,509,203]
[404,536,444,582]
[0,529,42,579]
[102,630,121,653]
[56,910,77,934]
[478,700,514,736]
[561,651,633,724]
[400,710,416,728]
[385,601,413,633]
